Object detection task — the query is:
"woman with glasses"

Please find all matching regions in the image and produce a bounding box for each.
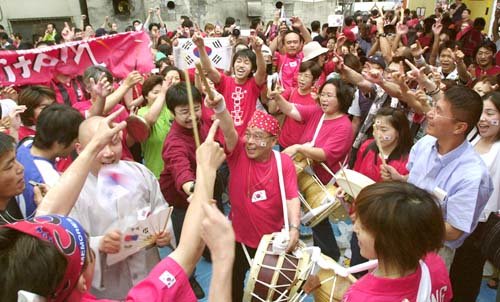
[270,78,354,262]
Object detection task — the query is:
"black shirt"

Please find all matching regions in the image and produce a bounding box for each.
[0,197,24,225]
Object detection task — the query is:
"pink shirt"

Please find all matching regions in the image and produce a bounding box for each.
[72,101,133,160]
[353,139,409,182]
[214,73,262,138]
[276,51,304,90]
[82,256,196,302]
[343,253,453,302]
[297,105,353,184]
[278,88,317,148]
[227,139,298,248]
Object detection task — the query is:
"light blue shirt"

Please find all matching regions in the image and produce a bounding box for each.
[407,135,493,249]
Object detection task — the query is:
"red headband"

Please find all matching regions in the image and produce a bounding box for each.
[247,110,280,136]
[4,215,88,302]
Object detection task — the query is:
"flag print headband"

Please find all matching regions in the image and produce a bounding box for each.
[247,110,280,136]
[3,215,88,301]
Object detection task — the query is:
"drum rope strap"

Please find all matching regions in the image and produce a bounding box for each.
[310,114,337,179]
[310,114,325,146]
[273,150,290,234]
[241,243,253,267]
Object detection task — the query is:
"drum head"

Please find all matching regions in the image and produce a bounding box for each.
[335,169,375,198]
[126,114,150,143]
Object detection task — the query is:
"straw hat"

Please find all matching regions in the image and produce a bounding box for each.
[302,41,328,62]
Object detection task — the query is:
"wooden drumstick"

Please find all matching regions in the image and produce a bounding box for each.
[372,124,388,166]
[195,62,215,100]
[183,69,201,148]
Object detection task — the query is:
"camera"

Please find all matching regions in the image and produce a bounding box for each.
[232,26,241,37]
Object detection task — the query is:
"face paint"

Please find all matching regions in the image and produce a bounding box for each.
[490,120,499,126]
[382,135,392,141]
[260,141,267,147]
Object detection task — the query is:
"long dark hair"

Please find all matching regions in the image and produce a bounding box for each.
[365,107,413,162]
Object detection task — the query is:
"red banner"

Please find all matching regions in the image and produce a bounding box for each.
[0,31,154,86]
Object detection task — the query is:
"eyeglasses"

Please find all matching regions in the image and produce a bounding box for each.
[174,105,201,118]
[320,93,336,99]
[428,106,465,122]
[244,132,273,142]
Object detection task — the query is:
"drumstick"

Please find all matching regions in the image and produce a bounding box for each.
[372,124,388,166]
[183,69,201,148]
[338,162,355,199]
[195,62,215,100]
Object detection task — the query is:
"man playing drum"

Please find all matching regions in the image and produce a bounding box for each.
[205,91,301,302]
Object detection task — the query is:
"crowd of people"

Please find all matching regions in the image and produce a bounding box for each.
[0,0,499,301]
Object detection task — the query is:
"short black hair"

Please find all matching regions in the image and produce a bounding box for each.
[225,17,236,27]
[0,228,67,302]
[0,32,8,41]
[250,18,261,30]
[444,86,483,135]
[182,19,193,28]
[299,61,322,81]
[0,132,15,158]
[319,78,354,113]
[166,82,201,113]
[149,22,160,31]
[33,104,84,149]
[232,49,257,74]
[311,20,320,32]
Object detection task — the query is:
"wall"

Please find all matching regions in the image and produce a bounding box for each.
[0,0,82,32]
[85,0,343,32]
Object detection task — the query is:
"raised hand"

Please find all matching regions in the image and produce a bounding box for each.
[92,107,127,149]
[290,16,304,29]
[89,73,113,99]
[124,71,144,88]
[192,31,205,48]
[432,20,443,36]
[196,120,226,170]
[201,202,235,262]
[405,59,426,80]
[363,69,384,84]
[396,22,409,35]
[450,46,465,63]
[410,41,429,58]
[250,36,263,52]
[0,86,18,101]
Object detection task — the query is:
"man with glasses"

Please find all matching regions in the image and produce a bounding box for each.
[382,86,493,270]
[205,92,300,301]
[158,82,207,299]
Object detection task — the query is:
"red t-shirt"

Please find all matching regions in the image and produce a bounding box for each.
[353,139,409,182]
[72,101,133,160]
[82,257,196,302]
[159,121,206,209]
[315,60,336,91]
[342,253,452,302]
[275,51,304,90]
[297,105,353,184]
[278,88,317,148]
[215,73,262,138]
[50,79,85,106]
[226,139,298,248]
[474,65,500,79]
[18,126,36,141]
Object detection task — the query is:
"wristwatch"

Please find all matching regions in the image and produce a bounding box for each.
[289,224,299,230]
[189,182,196,194]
